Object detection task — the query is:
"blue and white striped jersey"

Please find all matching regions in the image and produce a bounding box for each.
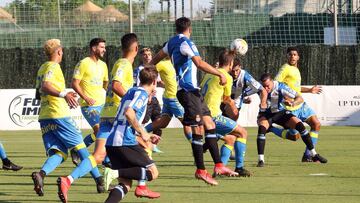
[106,87,149,146]
[163,34,200,91]
[232,69,263,109]
[266,81,297,113]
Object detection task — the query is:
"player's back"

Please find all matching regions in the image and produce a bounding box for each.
[200,68,233,117]
[36,61,70,120]
[156,59,177,99]
[166,34,200,91]
[101,58,133,118]
[106,86,149,147]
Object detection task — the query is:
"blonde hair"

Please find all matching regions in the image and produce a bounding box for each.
[44,39,62,57]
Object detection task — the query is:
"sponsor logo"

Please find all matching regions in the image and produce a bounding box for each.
[338,100,360,107]
[8,94,40,127]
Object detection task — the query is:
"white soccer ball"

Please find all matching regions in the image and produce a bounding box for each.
[230,38,248,56]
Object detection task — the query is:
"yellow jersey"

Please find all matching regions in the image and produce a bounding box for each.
[200,68,233,117]
[156,60,177,99]
[275,63,302,110]
[100,58,133,118]
[73,57,108,107]
[36,61,70,120]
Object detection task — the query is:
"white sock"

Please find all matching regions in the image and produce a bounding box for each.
[310,149,317,157]
[67,175,74,184]
[138,180,146,186]
[259,154,265,161]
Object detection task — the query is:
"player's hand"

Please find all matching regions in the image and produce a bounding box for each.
[310,85,322,94]
[65,92,79,109]
[218,73,227,86]
[85,97,96,106]
[283,100,294,107]
[140,132,151,142]
[150,134,161,145]
[244,97,252,104]
[259,102,267,111]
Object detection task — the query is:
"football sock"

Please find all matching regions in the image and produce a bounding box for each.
[41,153,63,175]
[76,147,101,179]
[205,129,221,164]
[118,167,152,181]
[138,180,146,186]
[105,183,128,203]
[70,155,97,180]
[103,156,111,165]
[295,122,314,151]
[191,134,205,170]
[257,125,267,158]
[145,123,153,132]
[268,126,284,138]
[0,142,7,160]
[220,144,233,165]
[304,131,319,157]
[234,138,247,169]
[185,132,192,143]
[83,133,96,147]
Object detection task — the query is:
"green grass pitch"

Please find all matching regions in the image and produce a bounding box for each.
[1,126,360,203]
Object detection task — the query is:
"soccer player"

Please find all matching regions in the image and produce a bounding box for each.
[200,49,251,176]
[56,33,145,202]
[31,39,102,197]
[0,142,22,171]
[256,73,327,167]
[271,47,323,162]
[151,17,237,186]
[70,38,108,166]
[134,48,163,153]
[104,67,161,202]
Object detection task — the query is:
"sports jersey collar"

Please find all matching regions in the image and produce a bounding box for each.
[178,34,187,39]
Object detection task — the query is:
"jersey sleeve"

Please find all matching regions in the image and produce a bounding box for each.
[280,83,297,99]
[129,91,148,112]
[162,42,169,55]
[244,72,263,96]
[275,65,288,82]
[43,64,60,82]
[113,63,124,82]
[73,61,85,80]
[180,40,200,58]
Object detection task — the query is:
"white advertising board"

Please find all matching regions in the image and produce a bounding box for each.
[1,86,360,131]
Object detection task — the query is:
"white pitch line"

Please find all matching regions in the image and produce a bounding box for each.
[309,173,328,176]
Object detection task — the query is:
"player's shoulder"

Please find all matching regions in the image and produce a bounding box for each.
[98,59,108,68]
[42,61,60,71]
[115,58,131,69]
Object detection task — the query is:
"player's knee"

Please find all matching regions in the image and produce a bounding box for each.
[147,166,158,181]
[258,125,267,135]
[295,122,306,133]
[235,126,247,139]
[311,120,321,131]
[224,135,236,145]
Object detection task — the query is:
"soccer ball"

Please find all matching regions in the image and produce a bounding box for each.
[230,38,248,56]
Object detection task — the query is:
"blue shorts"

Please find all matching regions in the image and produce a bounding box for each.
[40,117,83,156]
[291,102,316,122]
[213,115,237,136]
[162,97,184,119]
[96,118,114,140]
[81,105,104,127]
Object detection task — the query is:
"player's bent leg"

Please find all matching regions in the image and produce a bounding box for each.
[105,179,132,203]
[304,115,321,161]
[220,135,235,165]
[93,139,107,164]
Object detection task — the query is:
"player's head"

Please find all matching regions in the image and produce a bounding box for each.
[286,47,300,66]
[260,73,274,93]
[175,17,191,34]
[230,57,242,79]
[218,49,236,71]
[121,33,139,55]
[89,37,106,58]
[140,47,152,65]
[44,39,63,61]
[139,65,158,91]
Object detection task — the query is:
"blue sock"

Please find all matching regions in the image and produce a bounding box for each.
[41,153,63,175]
[220,144,233,165]
[83,134,95,147]
[185,133,192,143]
[145,123,153,132]
[269,126,284,138]
[70,155,97,180]
[234,138,247,169]
[103,156,111,165]
[77,147,101,179]
[0,142,7,160]
[305,131,319,157]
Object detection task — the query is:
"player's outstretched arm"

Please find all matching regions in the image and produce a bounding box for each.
[42,81,78,108]
[192,56,227,85]
[151,49,167,65]
[259,88,268,110]
[71,78,95,106]
[301,85,322,94]
[285,93,304,107]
